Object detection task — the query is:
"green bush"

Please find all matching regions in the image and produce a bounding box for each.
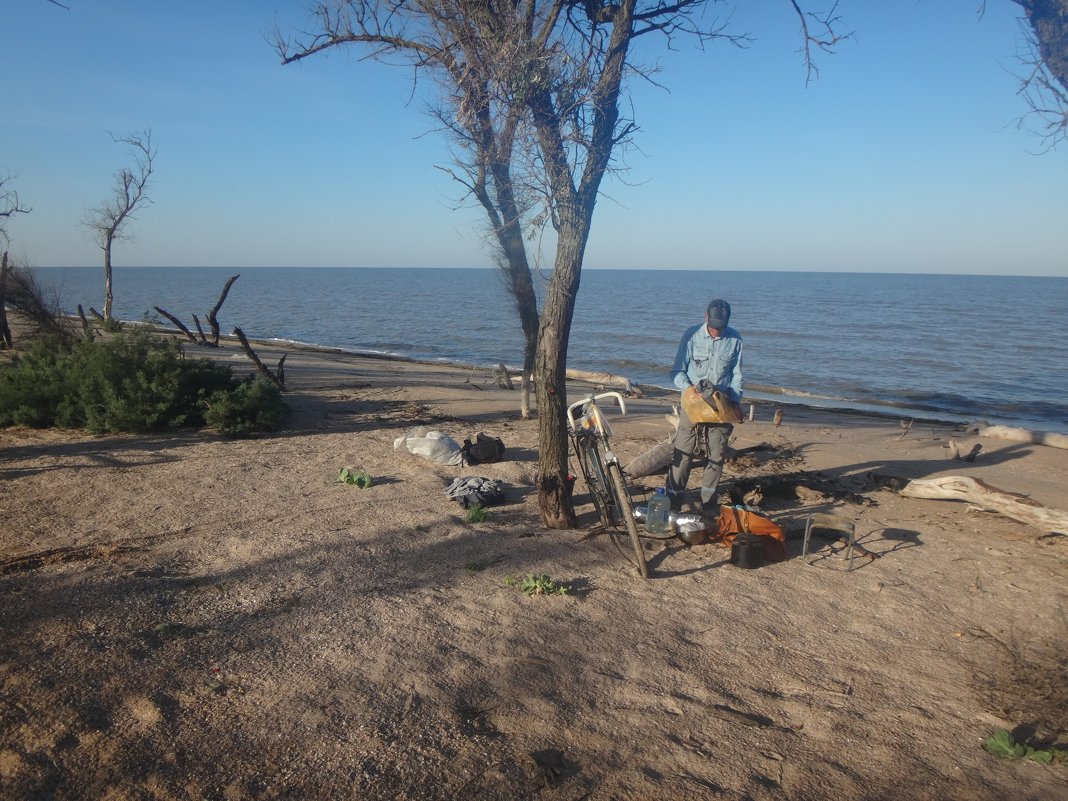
[204,377,288,437]
[0,331,288,436]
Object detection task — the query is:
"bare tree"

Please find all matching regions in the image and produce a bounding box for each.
[279,3,547,418]
[0,175,31,247]
[82,129,156,321]
[278,2,847,527]
[1006,0,1068,149]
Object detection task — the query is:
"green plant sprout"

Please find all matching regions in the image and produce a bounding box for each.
[336,467,373,488]
[465,505,489,523]
[504,574,570,596]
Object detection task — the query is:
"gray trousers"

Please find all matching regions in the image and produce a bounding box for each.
[665,401,732,510]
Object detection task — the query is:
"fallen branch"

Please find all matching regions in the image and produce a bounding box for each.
[153,306,199,344]
[900,475,1068,533]
[233,326,285,391]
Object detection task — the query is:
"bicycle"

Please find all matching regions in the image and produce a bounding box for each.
[566,391,649,579]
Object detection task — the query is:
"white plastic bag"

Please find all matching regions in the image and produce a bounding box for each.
[393,426,464,466]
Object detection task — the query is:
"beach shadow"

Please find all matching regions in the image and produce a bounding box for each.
[863,526,923,556]
[646,543,729,577]
[0,430,218,476]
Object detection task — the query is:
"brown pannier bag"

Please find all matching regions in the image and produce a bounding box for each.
[713,506,786,562]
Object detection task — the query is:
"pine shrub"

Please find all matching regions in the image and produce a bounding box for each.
[0,331,288,436]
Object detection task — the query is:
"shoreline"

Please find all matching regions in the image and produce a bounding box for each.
[239,331,1004,432]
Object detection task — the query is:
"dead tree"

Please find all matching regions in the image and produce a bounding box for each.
[1,175,31,247]
[154,275,240,347]
[82,130,155,320]
[232,327,286,391]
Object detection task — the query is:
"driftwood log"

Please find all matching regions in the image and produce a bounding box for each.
[565,368,637,395]
[624,439,675,478]
[233,327,286,391]
[974,425,1068,451]
[900,475,1068,533]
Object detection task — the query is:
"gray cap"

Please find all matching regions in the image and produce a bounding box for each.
[706,299,731,329]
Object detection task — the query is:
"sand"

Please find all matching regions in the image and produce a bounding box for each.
[2,336,1066,800]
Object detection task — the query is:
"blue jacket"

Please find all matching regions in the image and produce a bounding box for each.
[670,323,743,403]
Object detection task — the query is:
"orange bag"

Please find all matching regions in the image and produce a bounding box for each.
[713,506,786,562]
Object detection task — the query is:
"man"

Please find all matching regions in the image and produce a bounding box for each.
[665,298,743,515]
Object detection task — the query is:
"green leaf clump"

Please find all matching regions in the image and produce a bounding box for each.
[336,467,374,488]
[504,574,570,596]
[0,330,288,436]
[982,729,1058,764]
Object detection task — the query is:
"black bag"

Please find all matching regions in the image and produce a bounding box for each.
[461,432,506,465]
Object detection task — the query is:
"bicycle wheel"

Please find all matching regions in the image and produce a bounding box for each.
[606,462,649,579]
[573,438,611,525]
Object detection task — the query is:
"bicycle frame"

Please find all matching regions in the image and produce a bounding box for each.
[566,392,648,578]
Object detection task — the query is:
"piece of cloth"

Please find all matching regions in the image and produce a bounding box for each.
[665,398,733,511]
[444,476,505,508]
[670,322,743,403]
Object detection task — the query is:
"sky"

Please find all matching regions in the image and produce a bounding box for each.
[3,1,1066,276]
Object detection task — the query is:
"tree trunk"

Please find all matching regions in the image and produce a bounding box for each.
[534,214,592,529]
[0,252,11,349]
[102,234,114,320]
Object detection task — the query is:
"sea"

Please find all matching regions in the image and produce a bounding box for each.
[29,266,1068,434]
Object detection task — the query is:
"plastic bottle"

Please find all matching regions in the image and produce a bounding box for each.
[646,488,672,534]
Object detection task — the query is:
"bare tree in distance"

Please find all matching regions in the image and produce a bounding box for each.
[1,175,32,247]
[82,129,155,321]
[278,1,851,528]
[1004,0,1068,149]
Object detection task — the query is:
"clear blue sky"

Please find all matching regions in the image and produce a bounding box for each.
[4,1,1066,276]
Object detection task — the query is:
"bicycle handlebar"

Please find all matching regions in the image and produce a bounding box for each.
[566,391,627,431]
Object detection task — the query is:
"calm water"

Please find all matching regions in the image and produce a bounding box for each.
[32,266,1068,433]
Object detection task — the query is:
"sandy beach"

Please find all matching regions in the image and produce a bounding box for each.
[2,335,1066,800]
